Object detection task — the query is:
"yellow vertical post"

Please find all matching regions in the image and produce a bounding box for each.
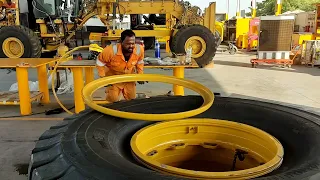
[15,0,20,25]
[209,2,216,33]
[72,67,85,113]
[236,0,241,17]
[204,7,209,28]
[16,67,31,115]
[85,67,94,85]
[165,36,170,53]
[36,19,48,34]
[172,67,184,96]
[275,0,282,16]
[252,0,257,18]
[166,13,171,53]
[37,65,50,103]
[226,0,229,20]
[203,2,215,32]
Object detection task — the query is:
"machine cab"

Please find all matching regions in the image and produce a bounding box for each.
[32,0,80,20]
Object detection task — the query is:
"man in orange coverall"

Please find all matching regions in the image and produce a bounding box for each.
[96,30,145,102]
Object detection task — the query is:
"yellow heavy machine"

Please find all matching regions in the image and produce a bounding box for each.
[0,0,218,67]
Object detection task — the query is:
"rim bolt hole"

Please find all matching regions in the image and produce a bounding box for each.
[147,150,158,156]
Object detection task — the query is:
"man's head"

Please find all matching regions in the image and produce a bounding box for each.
[6,0,11,4]
[121,30,135,53]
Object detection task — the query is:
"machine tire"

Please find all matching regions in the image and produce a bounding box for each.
[134,26,155,50]
[142,37,155,50]
[171,24,217,67]
[0,26,42,58]
[215,30,222,47]
[28,96,320,180]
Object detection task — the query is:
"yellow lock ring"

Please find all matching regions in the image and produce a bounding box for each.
[82,74,214,121]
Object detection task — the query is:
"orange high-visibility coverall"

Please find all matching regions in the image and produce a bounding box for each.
[96,43,144,102]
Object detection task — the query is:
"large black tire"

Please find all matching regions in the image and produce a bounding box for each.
[0,26,42,58]
[215,30,222,47]
[142,37,155,50]
[171,25,218,67]
[134,26,155,50]
[28,96,320,180]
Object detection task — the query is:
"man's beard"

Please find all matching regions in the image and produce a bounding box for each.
[123,48,133,53]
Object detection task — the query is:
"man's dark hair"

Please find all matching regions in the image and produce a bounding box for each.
[121,30,135,42]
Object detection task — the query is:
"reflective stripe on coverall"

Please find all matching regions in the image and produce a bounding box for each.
[96,43,144,102]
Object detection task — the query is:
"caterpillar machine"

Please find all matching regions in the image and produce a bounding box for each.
[0,0,218,67]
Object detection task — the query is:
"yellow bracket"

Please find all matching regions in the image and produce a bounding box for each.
[82,74,214,121]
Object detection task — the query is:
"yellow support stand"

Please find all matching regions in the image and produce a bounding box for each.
[72,67,85,113]
[37,65,50,104]
[85,67,95,85]
[173,67,185,96]
[16,67,31,115]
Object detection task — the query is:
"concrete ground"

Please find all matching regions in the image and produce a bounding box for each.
[1,51,320,179]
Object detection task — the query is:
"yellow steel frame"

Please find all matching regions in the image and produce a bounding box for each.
[203,2,216,33]
[98,1,184,20]
[89,29,172,40]
[0,58,56,115]
[36,0,216,55]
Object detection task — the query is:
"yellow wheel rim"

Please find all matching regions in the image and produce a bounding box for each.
[131,119,284,179]
[2,37,24,58]
[82,74,214,121]
[184,36,206,58]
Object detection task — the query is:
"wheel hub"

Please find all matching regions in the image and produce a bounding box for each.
[2,37,24,58]
[131,119,284,179]
[184,36,206,58]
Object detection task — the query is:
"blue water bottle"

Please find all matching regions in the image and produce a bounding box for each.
[155,40,160,59]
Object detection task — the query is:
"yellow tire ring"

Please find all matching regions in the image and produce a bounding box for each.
[2,37,24,58]
[82,74,214,121]
[131,119,284,179]
[184,36,207,59]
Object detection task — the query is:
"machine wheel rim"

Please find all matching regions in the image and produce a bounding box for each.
[184,36,206,58]
[82,74,214,121]
[2,37,24,58]
[131,119,284,179]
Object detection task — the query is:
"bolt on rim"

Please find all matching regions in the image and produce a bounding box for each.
[131,119,284,179]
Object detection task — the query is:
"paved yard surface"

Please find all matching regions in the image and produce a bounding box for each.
[1,52,320,179]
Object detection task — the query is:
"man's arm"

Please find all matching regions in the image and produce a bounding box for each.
[96,46,112,78]
[136,45,145,74]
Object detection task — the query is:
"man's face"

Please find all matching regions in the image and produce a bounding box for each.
[121,36,135,53]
